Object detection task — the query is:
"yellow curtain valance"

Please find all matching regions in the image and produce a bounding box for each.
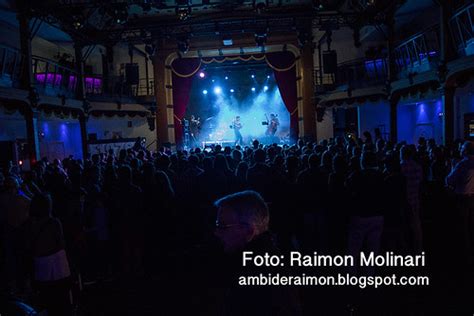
[170,52,297,78]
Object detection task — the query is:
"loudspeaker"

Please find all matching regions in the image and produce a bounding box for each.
[125,63,139,85]
[147,117,155,131]
[323,50,337,74]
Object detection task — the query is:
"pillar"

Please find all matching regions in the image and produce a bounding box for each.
[79,115,88,160]
[441,86,455,145]
[102,44,114,95]
[153,42,171,147]
[17,12,33,90]
[74,43,86,100]
[300,43,316,141]
[438,1,455,81]
[386,12,398,144]
[25,110,40,165]
[389,95,400,143]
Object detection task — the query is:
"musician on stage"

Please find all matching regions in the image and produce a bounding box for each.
[265,113,280,136]
[190,115,201,145]
[231,116,243,145]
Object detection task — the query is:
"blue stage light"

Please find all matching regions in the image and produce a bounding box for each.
[214,86,222,94]
[199,72,205,78]
[251,74,255,78]
[264,86,269,91]
[230,89,235,93]
[202,90,208,95]
[225,76,229,80]
[251,87,256,92]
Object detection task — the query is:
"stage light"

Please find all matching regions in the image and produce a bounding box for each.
[251,87,256,92]
[264,86,269,91]
[199,72,205,78]
[177,36,190,53]
[225,76,229,80]
[255,30,267,47]
[212,79,215,82]
[214,86,222,94]
[267,75,270,79]
[251,74,255,78]
[176,6,192,21]
[72,14,85,30]
[111,5,129,25]
[202,90,208,95]
[230,89,235,93]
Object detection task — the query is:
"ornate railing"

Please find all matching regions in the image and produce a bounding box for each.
[450,3,474,56]
[394,25,440,74]
[314,57,387,92]
[0,44,23,86]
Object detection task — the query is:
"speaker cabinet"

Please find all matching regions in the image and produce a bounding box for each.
[125,63,139,85]
[323,50,337,74]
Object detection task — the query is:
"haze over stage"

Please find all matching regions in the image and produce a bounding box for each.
[185,60,290,146]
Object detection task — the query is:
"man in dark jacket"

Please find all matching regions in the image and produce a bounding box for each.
[214,190,301,316]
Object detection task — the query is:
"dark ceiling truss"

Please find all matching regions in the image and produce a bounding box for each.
[27,0,406,46]
[113,15,314,44]
[29,17,43,39]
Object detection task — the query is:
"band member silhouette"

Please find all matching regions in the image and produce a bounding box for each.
[265,113,280,136]
[231,116,243,145]
[190,115,201,144]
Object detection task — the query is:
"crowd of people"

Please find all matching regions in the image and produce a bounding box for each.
[0,133,473,315]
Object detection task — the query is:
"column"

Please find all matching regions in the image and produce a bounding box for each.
[25,110,40,165]
[74,43,86,100]
[79,115,88,160]
[17,12,33,90]
[386,12,398,144]
[441,86,455,145]
[389,95,399,143]
[438,1,455,82]
[153,45,170,147]
[386,14,396,90]
[102,44,114,95]
[300,42,316,141]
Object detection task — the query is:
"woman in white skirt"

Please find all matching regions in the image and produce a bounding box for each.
[26,193,71,316]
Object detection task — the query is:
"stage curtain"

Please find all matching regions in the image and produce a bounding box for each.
[267,52,299,140]
[171,58,199,146]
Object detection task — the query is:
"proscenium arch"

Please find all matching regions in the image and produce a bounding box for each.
[163,44,304,147]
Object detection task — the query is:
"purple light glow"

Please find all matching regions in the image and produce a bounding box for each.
[36,74,45,83]
[68,75,77,91]
[85,77,102,93]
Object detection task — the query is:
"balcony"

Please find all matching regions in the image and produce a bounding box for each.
[314,57,387,93]
[450,3,474,57]
[0,44,23,88]
[394,25,440,79]
[32,55,79,97]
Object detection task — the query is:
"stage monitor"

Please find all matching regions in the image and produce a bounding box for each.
[125,63,139,85]
[323,50,337,74]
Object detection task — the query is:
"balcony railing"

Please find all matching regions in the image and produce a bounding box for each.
[450,3,474,56]
[314,57,388,92]
[0,44,24,87]
[32,55,80,97]
[394,25,440,76]
[92,76,154,99]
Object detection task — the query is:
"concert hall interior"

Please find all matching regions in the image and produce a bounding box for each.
[1,0,474,315]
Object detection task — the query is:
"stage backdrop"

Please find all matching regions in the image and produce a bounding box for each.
[170,51,298,146]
